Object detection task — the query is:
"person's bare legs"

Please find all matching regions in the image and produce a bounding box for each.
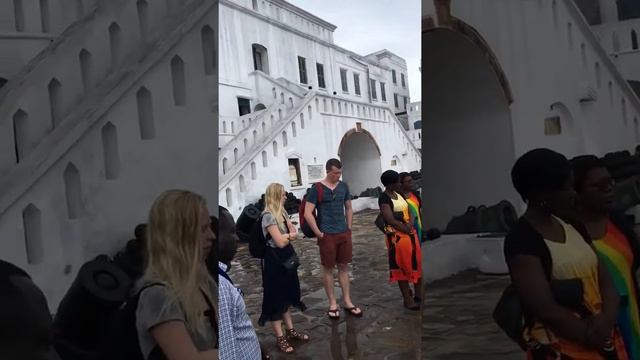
[338,263,362,315]
[323,265,338,310]
[282,309,309,341]
[398,280,417,307]
[413,277,424,303]
[271,319,284,337]
[272,318,293,353]
[282,310,294,330]
[337,263,353,308]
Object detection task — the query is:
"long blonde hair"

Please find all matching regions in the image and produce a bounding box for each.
[264,183,286,228]
[142,189,214,333]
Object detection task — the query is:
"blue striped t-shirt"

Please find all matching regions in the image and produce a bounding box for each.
[306,181,351,234]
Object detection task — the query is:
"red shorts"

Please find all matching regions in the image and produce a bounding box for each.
[317,230,352,268]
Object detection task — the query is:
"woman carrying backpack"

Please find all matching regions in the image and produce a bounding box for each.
[259,183,308,354]
[136,189,217,360]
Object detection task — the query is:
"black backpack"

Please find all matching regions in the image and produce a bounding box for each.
[299,182,324,238]
[100,283,167,360]
[249,213,269,258]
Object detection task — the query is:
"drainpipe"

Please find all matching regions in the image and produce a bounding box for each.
[366,65,372,104]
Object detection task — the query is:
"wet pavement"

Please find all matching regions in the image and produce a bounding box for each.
[422,270,522,360]
[227,209,422,359]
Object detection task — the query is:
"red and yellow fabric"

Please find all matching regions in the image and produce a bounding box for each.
[524,217,628,359]
[378,192,422,284]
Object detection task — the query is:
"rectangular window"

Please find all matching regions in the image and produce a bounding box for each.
[392,69,397,84]
[238,97,251,116]
[401,73,406,88]
[354,73,361,95]
[544,116,562,135]
[370,79,377,100]
[253,49,263,71]
[404,96,408,110]
[316,63,325,88]
[380,82,386,101]
[298,56,307,84]
[288,158,302,186]
[394,93,398,108]
[340,68,348,92]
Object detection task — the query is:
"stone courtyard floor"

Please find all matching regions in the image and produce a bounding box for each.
[227,209,422,359]
[422,270,523,360]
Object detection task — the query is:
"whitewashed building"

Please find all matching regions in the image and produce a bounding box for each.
[218,0,422,219]
[0,0,217,310]
[423,0,640,231]
[407,101,422,150]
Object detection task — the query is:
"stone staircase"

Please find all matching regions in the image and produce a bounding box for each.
[0,0,210,215]
[219,70,422,217]
[0,0,216,310]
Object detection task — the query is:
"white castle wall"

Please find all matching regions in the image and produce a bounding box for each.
[592,18,640,81]
[0,0,217,311]
[0,0,100,81]
[219,0,420,220]
[423,0,640,230]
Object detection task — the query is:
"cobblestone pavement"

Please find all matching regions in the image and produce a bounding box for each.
[422,270,523,360]
[227,209,422,359]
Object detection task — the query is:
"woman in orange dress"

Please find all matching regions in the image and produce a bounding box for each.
[378,170,422,310]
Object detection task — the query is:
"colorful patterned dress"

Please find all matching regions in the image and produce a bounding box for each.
[508,216,629,359]
[378,191,422,284]
[593,221,640,360]
[405,191,423,246]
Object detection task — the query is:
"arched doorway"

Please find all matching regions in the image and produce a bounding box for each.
[423,22,518,231]
[338,128,382,196]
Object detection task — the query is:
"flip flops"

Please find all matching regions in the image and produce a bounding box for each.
[344,305,364,317]
[327,307,340,319]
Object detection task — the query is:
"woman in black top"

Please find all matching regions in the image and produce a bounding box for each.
[504,148,625,359]
[378,170,422,310]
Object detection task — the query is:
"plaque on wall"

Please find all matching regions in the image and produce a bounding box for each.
[307,165,324,181]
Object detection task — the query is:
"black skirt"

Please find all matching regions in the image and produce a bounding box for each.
[258,244,307,326]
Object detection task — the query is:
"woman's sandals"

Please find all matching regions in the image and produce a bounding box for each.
[276,335,294,354]
[276,329,310,354]
[286,328,310,342]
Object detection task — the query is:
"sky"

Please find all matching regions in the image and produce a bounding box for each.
[287,0,421,103]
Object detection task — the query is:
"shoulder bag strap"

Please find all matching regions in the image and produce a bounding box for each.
[315,182,323,204]
[218,266,233,285]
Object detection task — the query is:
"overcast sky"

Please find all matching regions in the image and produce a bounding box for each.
[287,0,421,102]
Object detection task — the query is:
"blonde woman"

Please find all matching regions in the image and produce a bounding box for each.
[259,183,309,354]
[136,190,217,360]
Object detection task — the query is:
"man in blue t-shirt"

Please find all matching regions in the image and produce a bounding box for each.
[304,158,363,319]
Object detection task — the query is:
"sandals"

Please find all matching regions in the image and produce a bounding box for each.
[275,329,309,354]
[344,305,364,317]
[276,335,294,353]
[403,299,420,311]
[285,328,310,342]
[327,307,340,319]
